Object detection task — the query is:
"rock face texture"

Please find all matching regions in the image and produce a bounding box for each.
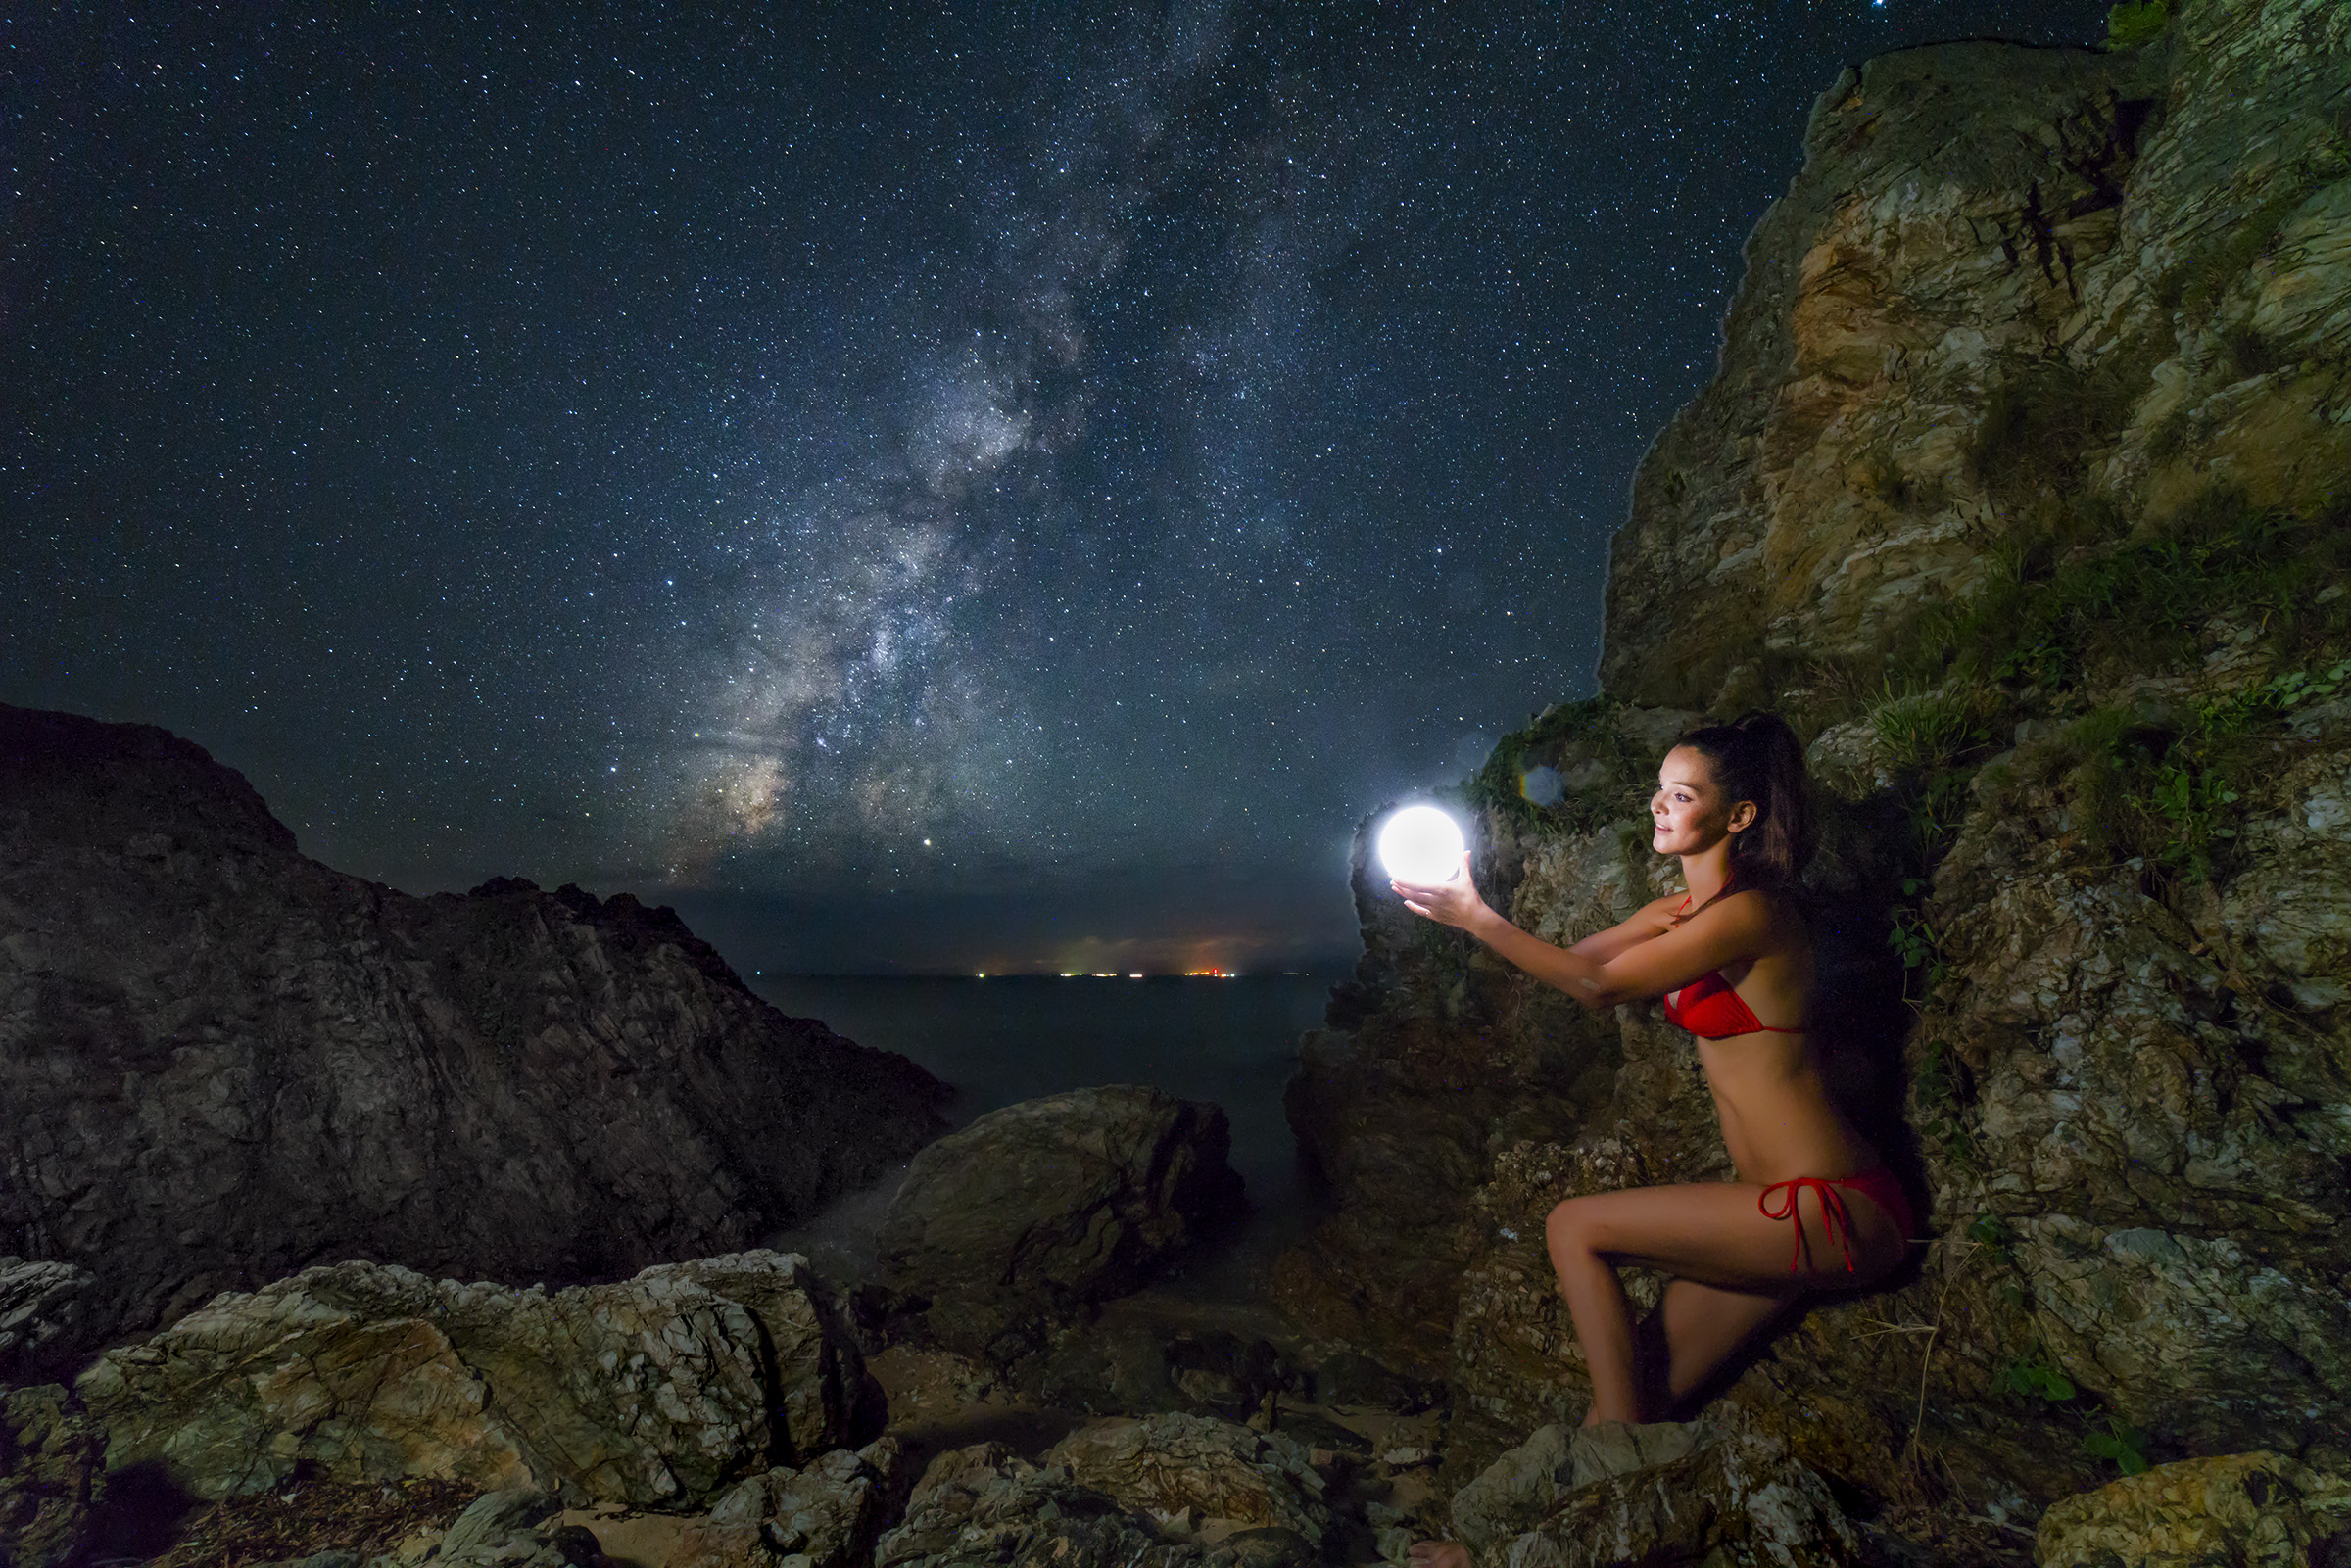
[72,1251,876,1508]
[2035,1451,2351,1568]
[1044,1413,1328,1544]
[1282,0,2351,1532]
[1600,8,2350,713]
[1446,1412,1858,1568]
[874,1434,1327,1568]
[0,704,946,1346]
[0,1261,92,1385]
[669,1437,909,1568]
[0,1385,104,1568]
[876,1086,1244,1362]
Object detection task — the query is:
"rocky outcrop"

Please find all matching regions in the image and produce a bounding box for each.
[1283,0,2351,1540]
[2035,1451,2351,1567]
[1601,7,2350,712]
[0,1385,103,1568]
[874,1442,1203,1568]
[876,1087,1244,1362]
[72,1251,876,1508]
[1446,1412,1857,1568]
[0,1261,92,1385]
[669,1437,909,1568]
[0,704,946,1349]
[1044,1413,1328,1544]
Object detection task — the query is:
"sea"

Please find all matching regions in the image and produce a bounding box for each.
[746,973,1339,1299]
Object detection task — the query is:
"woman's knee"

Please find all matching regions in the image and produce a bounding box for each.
[1545,1196,1607,1259]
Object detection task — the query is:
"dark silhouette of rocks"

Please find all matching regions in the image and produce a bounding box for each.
[875,1086,1244,1363]
[0,704,947,1349]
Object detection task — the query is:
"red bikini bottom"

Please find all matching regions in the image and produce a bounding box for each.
[1757,1168,1914,1274]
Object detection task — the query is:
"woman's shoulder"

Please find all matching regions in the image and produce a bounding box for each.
[1721,882,1809,950]
[1683,883,1802,936]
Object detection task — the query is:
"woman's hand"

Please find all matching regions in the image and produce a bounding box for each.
[1392,852,1494,933]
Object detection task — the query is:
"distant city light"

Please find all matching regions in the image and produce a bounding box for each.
[1377,804,1466,884]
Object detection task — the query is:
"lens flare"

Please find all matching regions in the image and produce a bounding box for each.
[1377,804,1465,884]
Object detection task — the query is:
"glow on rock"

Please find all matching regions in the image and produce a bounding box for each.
[1376,804,1465,884]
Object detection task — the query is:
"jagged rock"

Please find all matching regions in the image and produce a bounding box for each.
[73,1252,875,1508]
[0,1385,104,1568]
[0,1260,92,1383]
[874,1442,1206,1568]
[1035,1320,1187,1415]
[1463,1410,1857,1568]
[875,1086,1243,1361]
[436,1489,560,1568]
[1217,1527,1317,1568]
[1044,1411,1328,1543]
[0,704,947,1346]
[669,1438,906,1568]
[1448,1421,1703,1555]
[2035,1451,2351,1568]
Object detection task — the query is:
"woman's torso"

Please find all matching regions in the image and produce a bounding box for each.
[1668,921,1881,1184]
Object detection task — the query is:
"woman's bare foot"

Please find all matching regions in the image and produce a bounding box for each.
[1408,1543,1469,1568]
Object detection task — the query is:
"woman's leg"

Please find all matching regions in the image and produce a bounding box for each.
[1545,1180,1900,1424]
[1654,1278,1796,1413]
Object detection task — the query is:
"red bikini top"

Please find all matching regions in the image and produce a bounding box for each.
[1661,971,1802,1037]
[1662,896,1803,1038]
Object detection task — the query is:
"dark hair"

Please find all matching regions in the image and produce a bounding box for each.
[1673,711,1814,892]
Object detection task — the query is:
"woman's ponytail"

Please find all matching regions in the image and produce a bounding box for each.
[1674,711,1814,890]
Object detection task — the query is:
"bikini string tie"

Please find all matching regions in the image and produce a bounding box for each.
[1758,1177,1856,1274]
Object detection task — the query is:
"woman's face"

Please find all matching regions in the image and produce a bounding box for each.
[1652,745,1754,856]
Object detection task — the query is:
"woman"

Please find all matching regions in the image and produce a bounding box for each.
[1391,712,1912,1437]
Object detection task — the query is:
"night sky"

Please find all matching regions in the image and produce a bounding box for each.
[4,3,2111,974]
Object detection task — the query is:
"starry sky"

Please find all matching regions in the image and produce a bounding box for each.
[3,2,2112,974]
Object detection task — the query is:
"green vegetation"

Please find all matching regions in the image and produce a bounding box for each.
[1967,356,2151,495]
[2159,167,2330,325]
[1869,683,1998,774]
[1464,695,1655,835]
[1895,489,2347,697]
[2104,1,2171,50]
[1996,1337,2155,1475]
[1909,1027,1977,1167]
[1996,1343,2076,1402]
[1964,1212,2016,1265]
[1999,652,2351,881]
[1888,896,1948,1000]
[2085,1413,2154,1476]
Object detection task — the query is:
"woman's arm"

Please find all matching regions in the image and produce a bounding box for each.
[1566,897,1681,963]
[1394,858,1774,1012]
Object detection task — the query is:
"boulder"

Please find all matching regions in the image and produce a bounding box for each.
[2035,1452,2351,1568]
[0,1260,93,1384]
[0,1385,105,1568]
[0,704,947,1347]
[874,1442,1205,1568]
[1448,1421,1703,1555]
[435,1489,561,1568]
[668,1437,906,1568]
[1457,1409,1857,1568]
[1044,1411,1328,1544]
[876,1086,1243,1360]
[73,1252,875,1509]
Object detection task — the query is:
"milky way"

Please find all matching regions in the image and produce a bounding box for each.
[2,2,2111,972]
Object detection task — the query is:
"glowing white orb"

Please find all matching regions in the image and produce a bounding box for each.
[1378,805,1466,884]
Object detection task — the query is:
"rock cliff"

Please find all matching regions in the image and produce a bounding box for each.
[1282,0,2351,1535]
[0,704,947,1352]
